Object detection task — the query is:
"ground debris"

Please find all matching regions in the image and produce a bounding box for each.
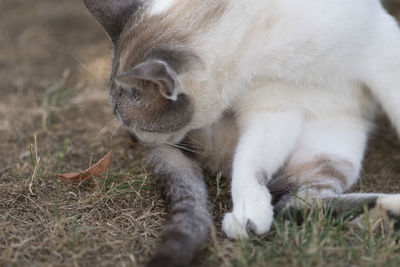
[58,150,112,182]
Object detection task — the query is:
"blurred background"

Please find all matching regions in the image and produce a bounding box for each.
[1,0,119,175]
[1,0,400,266]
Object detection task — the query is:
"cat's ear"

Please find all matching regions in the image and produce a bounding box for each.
[83,0,139,41]
[118,60,179,101]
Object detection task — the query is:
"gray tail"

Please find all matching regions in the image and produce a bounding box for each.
[268,179,400,231]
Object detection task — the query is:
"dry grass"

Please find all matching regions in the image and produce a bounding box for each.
[1,0,400,266]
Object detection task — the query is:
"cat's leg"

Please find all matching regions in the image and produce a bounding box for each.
[145,146,212,267]
[222,111,304,239]
[271,117,400,230]
[362,14,400,135]
[278,116,370,201]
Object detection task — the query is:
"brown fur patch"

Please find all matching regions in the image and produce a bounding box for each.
[286,156,354,193]
[116,0,228,75]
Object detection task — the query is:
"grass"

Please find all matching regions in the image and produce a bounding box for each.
[0,161,165,266]
[41,71,77,131]
[1,0,400,266]
[56,139,70,173]
[2,114,400,267]
[1,133,400,266]
[205,205,400,267]
[202,175,400,267]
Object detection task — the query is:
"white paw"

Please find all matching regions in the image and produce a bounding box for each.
[378,194,400,214]
[349,194,400,231]
[378,195,400,230]
[222,195,273,239]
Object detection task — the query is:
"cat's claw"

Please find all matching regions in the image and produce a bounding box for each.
[245,219,258,236]
[222,203,273,239]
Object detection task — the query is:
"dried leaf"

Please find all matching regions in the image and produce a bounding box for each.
[58,150,112,182]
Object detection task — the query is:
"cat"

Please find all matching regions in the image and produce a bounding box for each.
[83,0,400,266]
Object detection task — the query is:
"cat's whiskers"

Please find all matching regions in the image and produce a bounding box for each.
[166,142,203,157]
[184,133,238,154]
[180,140,237,154]
[185,134,207,148]
[109,124,122,149]
[71,54,108,85]
[178,141,205,150]
[98,118,119,135]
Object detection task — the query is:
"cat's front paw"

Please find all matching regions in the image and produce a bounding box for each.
[222,201,273,239]
[378,195,400,231]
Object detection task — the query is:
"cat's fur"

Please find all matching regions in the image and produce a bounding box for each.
[84,0,400,266]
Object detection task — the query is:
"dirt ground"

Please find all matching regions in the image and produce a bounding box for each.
[1,1,400,266]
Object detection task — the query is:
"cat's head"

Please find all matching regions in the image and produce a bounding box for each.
[84,0,228,145]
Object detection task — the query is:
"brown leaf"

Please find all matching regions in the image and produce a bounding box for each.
[58,150,112,182]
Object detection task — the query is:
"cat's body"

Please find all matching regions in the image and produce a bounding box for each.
[84,0,400,266]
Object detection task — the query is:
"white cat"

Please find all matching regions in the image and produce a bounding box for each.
[84,0,400,265]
